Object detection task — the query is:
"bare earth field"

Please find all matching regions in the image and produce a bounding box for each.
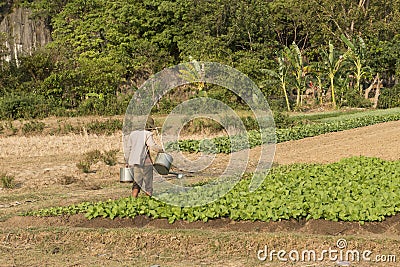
[0,120,399,266]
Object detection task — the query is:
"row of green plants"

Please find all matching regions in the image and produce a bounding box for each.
[315,107,400,123]
[166,112,400,154]
[276,113,400,142]
[289,107,400,123]
[24,157,400,224]
[289,109,365,122]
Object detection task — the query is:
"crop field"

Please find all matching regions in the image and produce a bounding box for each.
[0,110,399,266]
[2,0,400,265]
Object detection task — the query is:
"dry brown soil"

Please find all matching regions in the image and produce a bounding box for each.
[0,119,399,266]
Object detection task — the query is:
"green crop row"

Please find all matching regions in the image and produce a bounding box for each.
[24,157,400,224]
[316,107,400,123]
[166,113,400,154]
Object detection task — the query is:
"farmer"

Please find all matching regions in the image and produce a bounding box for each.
[124,116,163,197]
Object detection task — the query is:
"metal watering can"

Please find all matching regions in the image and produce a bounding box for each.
[153,152,184,178]
[120,167,134,183]
[120,152,183,182]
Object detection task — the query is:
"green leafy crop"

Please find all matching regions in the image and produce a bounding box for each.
[166,113,400,154]
[24,157,400,224]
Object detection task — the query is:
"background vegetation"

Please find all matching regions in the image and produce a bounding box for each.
[1,0,400,119]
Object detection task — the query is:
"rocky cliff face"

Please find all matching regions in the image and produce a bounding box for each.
[0,7,52,65]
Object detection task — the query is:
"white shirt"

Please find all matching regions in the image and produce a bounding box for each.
[124,130,159,166]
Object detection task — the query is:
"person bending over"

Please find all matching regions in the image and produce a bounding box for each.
[124,117,163,197]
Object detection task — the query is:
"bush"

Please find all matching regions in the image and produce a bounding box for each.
[378,85,400,109]
[76,150,102,173]
[241,116,259,131]
[152,97,179,114]
[78,94,131,116]
[0,93,64,120]
[85,150,103,163]
[76,161,92,173]
[339,89,372,108]
[272,110,297,128]
[5,120,18,135]
[1,173,16,189]
[22,121,45,135]
[268,98,291,112]
[77,149,119,172]
[101,149,119,166]
[0,92,132,120]
[86,119,123,135]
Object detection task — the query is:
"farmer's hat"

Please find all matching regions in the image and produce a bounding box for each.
[145,116,155,130]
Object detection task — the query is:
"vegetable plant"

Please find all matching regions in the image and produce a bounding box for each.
[25,157,400,225]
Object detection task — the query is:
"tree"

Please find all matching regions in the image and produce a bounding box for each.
[268,0,314,49]
[9,0,400,116]
[177,0,277,86]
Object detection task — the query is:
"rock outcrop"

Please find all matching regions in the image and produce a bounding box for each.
[0,7,51,65]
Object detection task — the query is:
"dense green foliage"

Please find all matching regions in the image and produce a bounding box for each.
[1,0,400,118]
[24,157,400,224]
[166,111,400,153]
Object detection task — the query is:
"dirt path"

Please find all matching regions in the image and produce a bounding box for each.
[274,120,400,164]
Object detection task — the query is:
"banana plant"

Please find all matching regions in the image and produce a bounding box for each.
[340,34,371,96]
[320,41,348,108]
[262,52,291,111]
[179,58,206,95]
[284,42,308,107]
[309,61,325,105]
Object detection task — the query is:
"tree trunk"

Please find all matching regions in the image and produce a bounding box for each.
[364,74,379,99]
[330,76,336,108]
[372,77,381,109]
[283,83,291,112]
[317,77,323,105]
[296,88,301,107]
